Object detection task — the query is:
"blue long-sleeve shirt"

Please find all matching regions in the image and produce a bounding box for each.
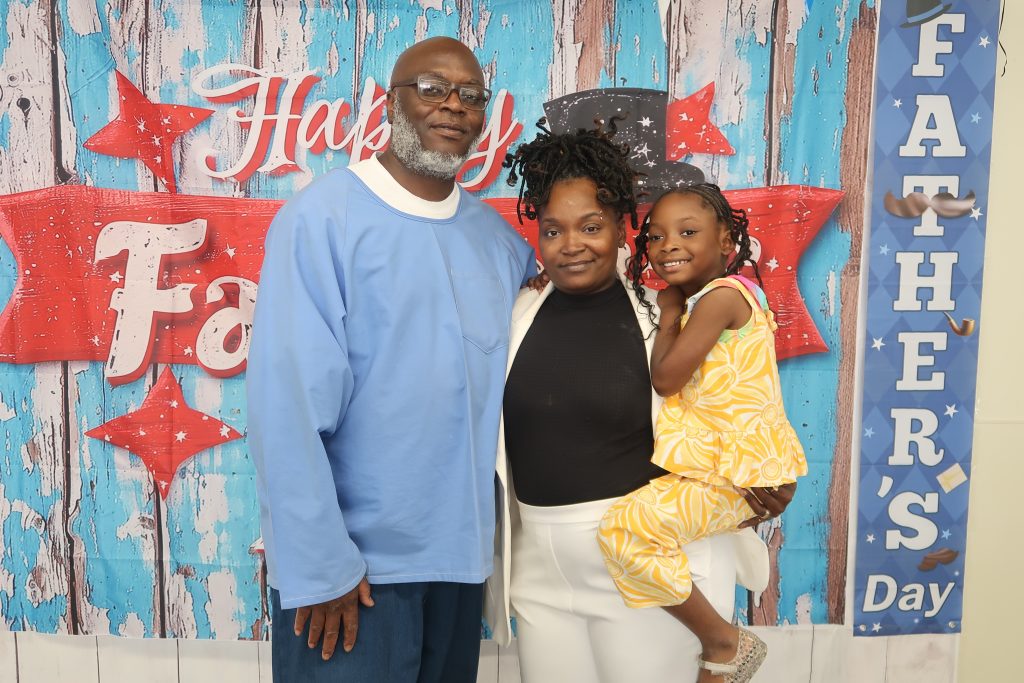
[247,164,535,609]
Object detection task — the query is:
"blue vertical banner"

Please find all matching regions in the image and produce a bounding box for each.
[854,0,1000,636]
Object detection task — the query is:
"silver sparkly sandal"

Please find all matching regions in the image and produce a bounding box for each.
[696,628,767,682]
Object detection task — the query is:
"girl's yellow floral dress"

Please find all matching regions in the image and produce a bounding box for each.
[598,276,806,608]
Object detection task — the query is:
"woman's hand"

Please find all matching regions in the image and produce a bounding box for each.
[738,482,797,528]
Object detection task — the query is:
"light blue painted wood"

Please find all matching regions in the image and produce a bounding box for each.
[148,0,265,639]
[56,0,161,636]
[772,0,870,625]
[0,0,71,635]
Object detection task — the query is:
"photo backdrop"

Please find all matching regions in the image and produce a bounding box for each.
[0,0,877,639]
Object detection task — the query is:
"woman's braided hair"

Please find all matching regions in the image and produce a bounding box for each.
[504,117,642,234]
[626,184,763,326]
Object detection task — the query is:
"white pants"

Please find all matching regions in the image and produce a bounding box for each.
[510,497,737,683]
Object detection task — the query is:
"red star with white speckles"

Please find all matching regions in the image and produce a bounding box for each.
[665,82,735,159]
[85,367,242,498]
[83,70,213,193]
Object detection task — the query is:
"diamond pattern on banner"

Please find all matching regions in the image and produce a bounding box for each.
[853,0,998,637]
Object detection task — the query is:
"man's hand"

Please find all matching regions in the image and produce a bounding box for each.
[738,482,797,529]
[526,270,550,292]
[294,578,374,660]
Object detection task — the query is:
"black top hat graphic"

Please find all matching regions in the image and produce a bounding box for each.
[543,88,705,199]
[901,0,953,28]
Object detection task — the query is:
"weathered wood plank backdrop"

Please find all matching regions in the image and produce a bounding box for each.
[0,0,875,639]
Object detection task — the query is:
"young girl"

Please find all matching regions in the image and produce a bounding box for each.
[597,184,807,683]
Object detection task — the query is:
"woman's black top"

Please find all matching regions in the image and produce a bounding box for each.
[503,281,667,506]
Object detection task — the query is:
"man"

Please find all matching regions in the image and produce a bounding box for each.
[247,36,535,682]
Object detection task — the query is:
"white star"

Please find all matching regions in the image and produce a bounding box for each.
[635,143,650,156]
[138,428,146,436]
[175,431,187,442]
[864,427,875,438]
[879,244,890,255]
[169,400,179,408]
[678,112,689,121]
[91,335,101,346]
[871,623,881,633]
[979,36,991,48]
[645,160,656,167]
[135,117,147,132]
[945,404,958,417]
[954,570,960,577]
[104,434,111,442]
[219,425,231,438]
[866,533,875,543]
[970,112,981,124]
[225,246,236,258]
[161,116,172,126]
[184,346,194,356]
[941,529,952,539]
[109,271,123,283]
[858,624,866,632]
[639,116,652,127]
[766,257,779,272]
[970,206,983,220]
[871,337,885,350]
[151,135,162,146]
[893,98,902,108]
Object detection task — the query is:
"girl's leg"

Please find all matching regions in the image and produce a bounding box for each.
[661,481,764,681]
[662,586,739,678]
[588,534,738,683]
[598,475,758,681]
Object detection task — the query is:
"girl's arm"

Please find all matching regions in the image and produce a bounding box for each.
[650,285,752,396]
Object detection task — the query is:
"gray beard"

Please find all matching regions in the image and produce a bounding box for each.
[388,99,483,180]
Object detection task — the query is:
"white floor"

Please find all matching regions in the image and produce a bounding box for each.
[0,627,958,682]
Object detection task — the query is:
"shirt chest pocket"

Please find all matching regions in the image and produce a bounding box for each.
[450,272,509,354]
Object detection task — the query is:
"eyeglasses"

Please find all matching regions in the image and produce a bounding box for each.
[389,75,492,111]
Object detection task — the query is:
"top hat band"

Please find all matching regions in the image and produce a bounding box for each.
[907,8,943,23]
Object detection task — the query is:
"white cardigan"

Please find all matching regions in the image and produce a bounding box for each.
[483,274,770,646]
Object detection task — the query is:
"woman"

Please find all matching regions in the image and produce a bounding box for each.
[482,123,796,682]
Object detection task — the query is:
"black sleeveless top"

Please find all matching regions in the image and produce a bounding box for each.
[503,282,666,506]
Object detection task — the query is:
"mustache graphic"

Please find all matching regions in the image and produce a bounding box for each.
[883,190,976,218]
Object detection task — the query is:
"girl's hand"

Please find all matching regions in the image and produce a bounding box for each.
[526,270,550,292]
[656,286,686,313]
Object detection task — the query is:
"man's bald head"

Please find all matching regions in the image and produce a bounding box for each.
[379,36,490,184]
[389,37,484,87]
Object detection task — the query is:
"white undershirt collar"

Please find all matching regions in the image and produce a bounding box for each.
[348,154,460,220]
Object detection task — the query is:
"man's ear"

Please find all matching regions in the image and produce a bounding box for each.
[385,90,395,124]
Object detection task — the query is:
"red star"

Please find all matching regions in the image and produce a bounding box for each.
[84,71,214,193]
[665,82,735,159]
[85,367,242,498]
